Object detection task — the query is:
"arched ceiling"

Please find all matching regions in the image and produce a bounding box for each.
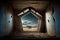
[9,0,50,12]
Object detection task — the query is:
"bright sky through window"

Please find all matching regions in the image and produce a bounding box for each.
[21,13,38,28]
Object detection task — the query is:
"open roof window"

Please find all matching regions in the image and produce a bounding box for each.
[18,7,42,17]
[17,7,42,32]
[21,12,38,32]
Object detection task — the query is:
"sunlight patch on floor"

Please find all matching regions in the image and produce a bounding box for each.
[23,27,38,31]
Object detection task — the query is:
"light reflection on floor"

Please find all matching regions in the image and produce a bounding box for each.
[23,27,38,32]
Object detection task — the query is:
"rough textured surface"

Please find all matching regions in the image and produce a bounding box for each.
[2,32,56,39]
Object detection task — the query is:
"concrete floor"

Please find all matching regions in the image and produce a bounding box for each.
[1,31,56,39]
[4,31,56,39]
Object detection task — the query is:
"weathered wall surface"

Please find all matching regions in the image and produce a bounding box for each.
[45,4,56,36]
[0,3,13,37]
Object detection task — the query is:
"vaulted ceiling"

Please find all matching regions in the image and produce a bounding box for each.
[8,0,50,12]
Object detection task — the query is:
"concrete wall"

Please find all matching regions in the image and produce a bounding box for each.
[40,15,46,33]
[13,14,23,32]
[45,4,56,36]
[0,3,13,37]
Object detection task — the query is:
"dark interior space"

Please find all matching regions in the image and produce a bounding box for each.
[0,0,60,39]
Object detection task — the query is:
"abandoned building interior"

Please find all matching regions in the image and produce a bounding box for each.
[0,0,60,39]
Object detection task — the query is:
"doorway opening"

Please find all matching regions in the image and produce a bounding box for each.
[18,7,42,33]
[21,13,38,32]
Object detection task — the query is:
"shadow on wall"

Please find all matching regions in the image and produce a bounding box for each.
[0,5,6,37]
[53,3,60,37]
[0,4,13,38]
